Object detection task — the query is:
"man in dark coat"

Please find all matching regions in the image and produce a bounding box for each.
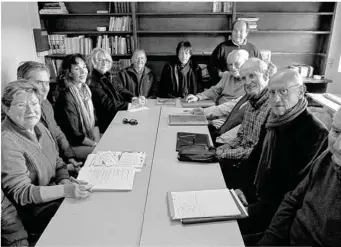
[234,69,328,242]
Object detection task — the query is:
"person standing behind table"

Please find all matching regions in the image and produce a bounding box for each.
[55,54,100,156]
[208,20,262,85]
[87,48,144,134]
[117,49,158,99]
[1,80,91,241]
[159,41,203,98]
[187,49,249,105]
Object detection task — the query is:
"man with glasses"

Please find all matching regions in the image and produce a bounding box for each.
[232,69,328,243]
[208,20,262,85]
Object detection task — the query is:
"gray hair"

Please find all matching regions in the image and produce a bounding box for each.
[227,49,249,63]
[2,80,42,108]
[272,68,304,86]
[87,48,113,74]
[17,61,50,80]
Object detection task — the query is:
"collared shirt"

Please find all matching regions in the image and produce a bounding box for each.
[231,38,248,47]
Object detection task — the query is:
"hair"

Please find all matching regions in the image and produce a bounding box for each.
[176,41,193,56]
[273,68,304,86]
[132,48,147,59]
[240,57,272,82]
[1,80,43,108]
[232,20,250,33]
[226,49,250,63]
[87,48,113,74]
[58,54,89,83]
[17,61,50,80]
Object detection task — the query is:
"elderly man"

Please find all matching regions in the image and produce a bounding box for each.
[233,69,328,243]
[208,20,262,85]
[118,49,158,98]
[187,49,249,105]
[258,108,341,247]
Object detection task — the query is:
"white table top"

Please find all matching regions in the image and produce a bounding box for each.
[140,107,245,246]
[307,93,340,113]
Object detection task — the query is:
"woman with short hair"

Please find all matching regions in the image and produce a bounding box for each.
[55,54,100,154]
[159,41,203,98]
[1,80,91,239]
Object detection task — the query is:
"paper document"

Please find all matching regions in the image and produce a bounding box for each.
[324,93,341,105]
[127,106,149,112]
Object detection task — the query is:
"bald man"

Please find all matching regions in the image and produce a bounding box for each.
[234,69,328,241]
[208,20,262,85]
[187,49,249,105]
[258,107,341,247]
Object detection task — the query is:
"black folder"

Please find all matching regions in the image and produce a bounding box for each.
[176,132,209,151]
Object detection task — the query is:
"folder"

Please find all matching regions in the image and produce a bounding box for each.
[181,99,215,108]
[176,132,210,151]
[168,115,208,126]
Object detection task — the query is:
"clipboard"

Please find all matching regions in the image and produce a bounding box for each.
[168,115,208,126]
[181,99,215,108]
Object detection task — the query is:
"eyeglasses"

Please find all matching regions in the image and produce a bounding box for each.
[227,62,242,69]
[98,58,112,64]
[11,101,40,111]
[269,85,301,98]
[35,80,50,87]
[122,118,138,125]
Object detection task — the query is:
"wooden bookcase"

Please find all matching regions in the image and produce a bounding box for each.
[39,1,336,90]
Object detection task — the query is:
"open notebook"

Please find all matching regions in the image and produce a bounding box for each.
[167,189,248,224]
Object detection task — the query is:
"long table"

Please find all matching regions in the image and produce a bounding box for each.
[36,99,244,246]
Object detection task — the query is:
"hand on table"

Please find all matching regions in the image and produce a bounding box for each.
[66,158,83,173]
[191,107,204,115]
[63,177,92,199]
[186,94,199,103]
[211,118,225,129]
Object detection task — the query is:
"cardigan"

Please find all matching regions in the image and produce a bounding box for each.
[1,117,69,207]
[259,150,341,247]
[117,65,158,98]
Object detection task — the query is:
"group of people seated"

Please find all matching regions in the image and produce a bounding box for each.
[1,20,340,247]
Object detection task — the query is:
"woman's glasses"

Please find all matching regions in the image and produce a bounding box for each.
[122,118,138,125]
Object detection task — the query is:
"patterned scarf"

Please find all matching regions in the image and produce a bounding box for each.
[67,81,95,140]
[253,97,308,194]
[174,60,191,97]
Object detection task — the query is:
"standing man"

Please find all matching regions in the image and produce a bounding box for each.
[208,20,262,85]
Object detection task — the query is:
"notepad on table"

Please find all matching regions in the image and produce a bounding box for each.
[156,97,176,105]
[324,93,341,105]
[127,106,149,112]
[167,189,248,224]
[168,114,208,126]
[181,99,215,108]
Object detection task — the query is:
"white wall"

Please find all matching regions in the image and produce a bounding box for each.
[326,2,341,94]
[1,2,43,92]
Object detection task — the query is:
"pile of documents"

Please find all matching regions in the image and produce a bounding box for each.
[77,151,147,191]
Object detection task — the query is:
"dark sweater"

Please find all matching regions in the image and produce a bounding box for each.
[118,65,158,98]
[239,109,329,233]
[259,150,341,247]
[208,39,262,85]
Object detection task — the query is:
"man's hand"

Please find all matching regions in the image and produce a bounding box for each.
[211,118,225,129]
[67,159,82,173]
[191,107,204,115]
[186,94,199,103]
[131,97,142,108]
[235,189,248,206]
[138,96,147,105]
[216,147,225,159]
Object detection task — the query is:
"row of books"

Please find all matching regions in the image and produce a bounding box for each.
[237,17,259,30]
[108,16,132,32]
[212,1,232,13]
[109,2,131,13]
[39,2,69,14]
[96,35,134,55]
[110,59,132,79]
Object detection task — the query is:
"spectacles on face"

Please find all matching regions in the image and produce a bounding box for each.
[35,80,50,87]
[98,58,112,64]
[269,85,301,98]
[122,118,138,125]
[227,62,242,69]
[11,101,40,111]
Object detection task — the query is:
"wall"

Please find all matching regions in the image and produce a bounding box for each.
[1,2,43,92]
[326,2,341,94]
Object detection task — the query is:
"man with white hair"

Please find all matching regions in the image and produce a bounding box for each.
[258,107,341,247]
[187,49,249,105]
[118,49,158,98]
[234,69,328,242]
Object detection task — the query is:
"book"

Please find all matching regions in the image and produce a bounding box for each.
[156,97,176,105]
[176,132,210,151]
[167,189,248,224]
[33,28,49,56]
[168,114,208,126]
[181,99,215,108]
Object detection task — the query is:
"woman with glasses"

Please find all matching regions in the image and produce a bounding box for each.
[87,48,143,133]
[54,54,100,156]
[159,41,203,98]
[1,80,91,244]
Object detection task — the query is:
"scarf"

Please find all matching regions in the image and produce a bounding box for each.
[253,97,308,195]
[249,88,269,109]
[67,81,95,141]
[174,60,191,97]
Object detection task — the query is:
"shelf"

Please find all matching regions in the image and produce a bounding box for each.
[136,12,232,16]
[272,52,327,56]
[40,13,132,17]
[46,54,132,58]
[236,12,334,15]
[137,30,232,34]
[248,30,331,34]
[47,31,133,35]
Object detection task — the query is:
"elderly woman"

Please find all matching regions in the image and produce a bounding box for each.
[159,41,203,98]
[117,49,158,98]
[87,48,143,133]
[55,54,100,154]
[1,80,91,239]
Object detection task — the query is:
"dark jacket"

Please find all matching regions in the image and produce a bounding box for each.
[238,109,328,234]
[259,150,341,247]
[208,39,262,85]
[89,69,133,133]
[118,65,158,98]
[159,59,203,98]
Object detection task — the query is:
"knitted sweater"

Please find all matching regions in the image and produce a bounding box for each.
[1,117,69,206]
[196,72,245,105]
